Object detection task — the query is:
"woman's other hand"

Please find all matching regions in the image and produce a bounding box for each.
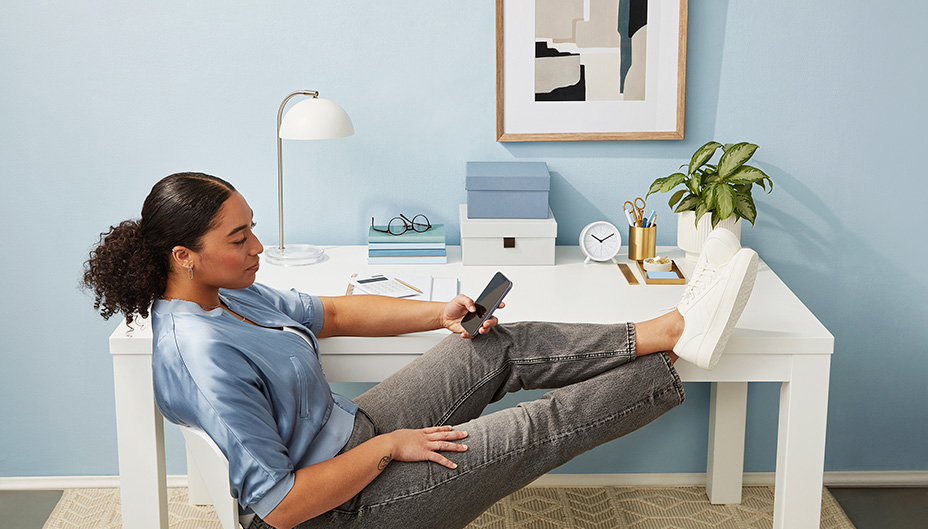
[441,294,505,338]
[385,426,468,469]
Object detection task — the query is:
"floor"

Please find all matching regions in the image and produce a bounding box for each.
[829,487,928,529]
[1,488,926,529]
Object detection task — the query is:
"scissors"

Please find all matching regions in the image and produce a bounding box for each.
[623,197,646,226]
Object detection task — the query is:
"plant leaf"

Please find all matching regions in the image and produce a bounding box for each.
[668,189,687,209]
[674,194,699,212]
[689,141,722,175]
[726,165,768,185]
[660,172,687,193]
[719,142,758,179]
[687,171,702,194]
[705,181,722,211]
[715,184,736,221]
[734,191,757,224]
[694,195,710,226]
[646,177,666,198]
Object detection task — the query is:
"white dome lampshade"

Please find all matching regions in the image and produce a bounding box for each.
[266,90,354,266]
[279,97,354,140]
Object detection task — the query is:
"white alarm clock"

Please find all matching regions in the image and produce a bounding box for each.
[579,221,622,264]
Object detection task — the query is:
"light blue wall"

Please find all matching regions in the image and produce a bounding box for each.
[2,1,926,479]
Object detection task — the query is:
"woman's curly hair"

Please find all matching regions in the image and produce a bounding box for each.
[82,172,235,325]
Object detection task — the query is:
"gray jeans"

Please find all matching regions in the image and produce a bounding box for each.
[253,321,684,529]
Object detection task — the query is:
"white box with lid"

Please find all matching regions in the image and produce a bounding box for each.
[458,204,557,266]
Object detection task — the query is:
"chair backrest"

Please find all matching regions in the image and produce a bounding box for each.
[180,425,241,529]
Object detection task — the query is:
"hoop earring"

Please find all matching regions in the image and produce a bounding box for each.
[187,267,194,280]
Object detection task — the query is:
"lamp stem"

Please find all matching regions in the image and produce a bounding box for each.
[276,90,319,251]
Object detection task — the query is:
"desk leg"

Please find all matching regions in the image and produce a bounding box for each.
[706,382,747,504]
[773,355,831,529]
[113,354,169,529]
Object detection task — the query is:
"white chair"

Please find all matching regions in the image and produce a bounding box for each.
[180,425,243,529]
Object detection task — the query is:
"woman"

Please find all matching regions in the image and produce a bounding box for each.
[83,172,757,529]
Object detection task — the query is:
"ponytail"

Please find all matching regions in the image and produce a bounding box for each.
[82,172,235,325]
[82,219,166,324]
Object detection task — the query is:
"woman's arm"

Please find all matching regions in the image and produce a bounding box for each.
[262,426,469,529]
[317,294,503,339]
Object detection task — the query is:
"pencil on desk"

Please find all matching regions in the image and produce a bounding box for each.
[394,278,423,293]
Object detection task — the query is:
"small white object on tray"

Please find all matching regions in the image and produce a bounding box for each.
[642,256,672,272]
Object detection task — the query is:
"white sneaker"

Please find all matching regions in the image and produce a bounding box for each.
[674,234,759,369]
[685,228,743,296]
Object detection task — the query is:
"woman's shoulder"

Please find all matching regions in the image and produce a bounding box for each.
[153,311,232,359]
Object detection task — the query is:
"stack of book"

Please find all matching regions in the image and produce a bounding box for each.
[368,224,447,264]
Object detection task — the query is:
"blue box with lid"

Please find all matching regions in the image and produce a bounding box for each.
[465,161,551,219]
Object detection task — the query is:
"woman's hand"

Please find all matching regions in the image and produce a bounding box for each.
[440,294,506,338]
[385,426,469,469]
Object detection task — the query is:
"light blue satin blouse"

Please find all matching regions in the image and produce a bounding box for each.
[151,283,358,518]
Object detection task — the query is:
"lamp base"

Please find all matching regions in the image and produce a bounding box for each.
[265,244,326,266]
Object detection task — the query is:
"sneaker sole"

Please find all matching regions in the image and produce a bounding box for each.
[697,249,759,369]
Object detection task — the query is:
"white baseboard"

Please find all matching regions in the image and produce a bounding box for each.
[529,471,928,488]
[2,471,926,491]
[0,475,189,490]
[820,471,928,488]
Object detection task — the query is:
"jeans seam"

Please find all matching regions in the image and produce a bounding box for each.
[347,382,682,514]
[437,348,636,426]
[509,350,634,365]
[437,365,509,425]
[658,351,686,403]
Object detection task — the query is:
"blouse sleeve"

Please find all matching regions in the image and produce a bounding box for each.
[248,282,324,335]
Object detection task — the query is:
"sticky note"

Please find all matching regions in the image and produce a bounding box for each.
[647,271,678,279]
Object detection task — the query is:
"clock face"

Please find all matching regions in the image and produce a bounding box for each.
[580,222,621,261]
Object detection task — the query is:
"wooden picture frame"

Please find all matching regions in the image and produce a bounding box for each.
[496,0,688,142]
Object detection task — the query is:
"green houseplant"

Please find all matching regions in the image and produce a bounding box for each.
[646,141,772,228]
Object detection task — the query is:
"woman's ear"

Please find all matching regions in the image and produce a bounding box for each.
[171,246,194,270]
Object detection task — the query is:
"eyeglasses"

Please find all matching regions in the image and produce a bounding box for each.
[371,213,432,236]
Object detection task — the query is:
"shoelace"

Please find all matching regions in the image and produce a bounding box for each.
[676,263,720,308]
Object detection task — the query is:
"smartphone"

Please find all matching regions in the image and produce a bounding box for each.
[461,272,513,337]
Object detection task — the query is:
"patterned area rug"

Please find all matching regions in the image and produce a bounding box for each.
[42,486,855,529]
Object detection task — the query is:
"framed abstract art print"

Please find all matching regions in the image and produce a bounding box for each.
[496,0,688,141]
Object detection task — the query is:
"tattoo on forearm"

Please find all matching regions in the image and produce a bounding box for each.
[378,455,392,471]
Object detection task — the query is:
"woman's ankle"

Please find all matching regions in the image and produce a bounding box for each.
[634,310,685,357]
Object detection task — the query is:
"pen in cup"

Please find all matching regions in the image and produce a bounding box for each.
[624,208,636,227]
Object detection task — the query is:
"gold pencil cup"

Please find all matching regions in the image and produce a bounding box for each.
[628,225,657,260]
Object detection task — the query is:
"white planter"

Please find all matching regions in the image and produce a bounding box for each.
[677,211,742,261]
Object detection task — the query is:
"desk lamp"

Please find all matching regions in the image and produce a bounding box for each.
[265,90,354,266]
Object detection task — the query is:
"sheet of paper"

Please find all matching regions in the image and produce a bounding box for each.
[347,274,458,302]
[349,275,420,298]
[430,277,459,302]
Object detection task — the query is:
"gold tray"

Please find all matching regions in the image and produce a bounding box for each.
[634,260,686,285]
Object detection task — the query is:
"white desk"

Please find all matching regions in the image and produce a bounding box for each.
[110,246,833,529]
